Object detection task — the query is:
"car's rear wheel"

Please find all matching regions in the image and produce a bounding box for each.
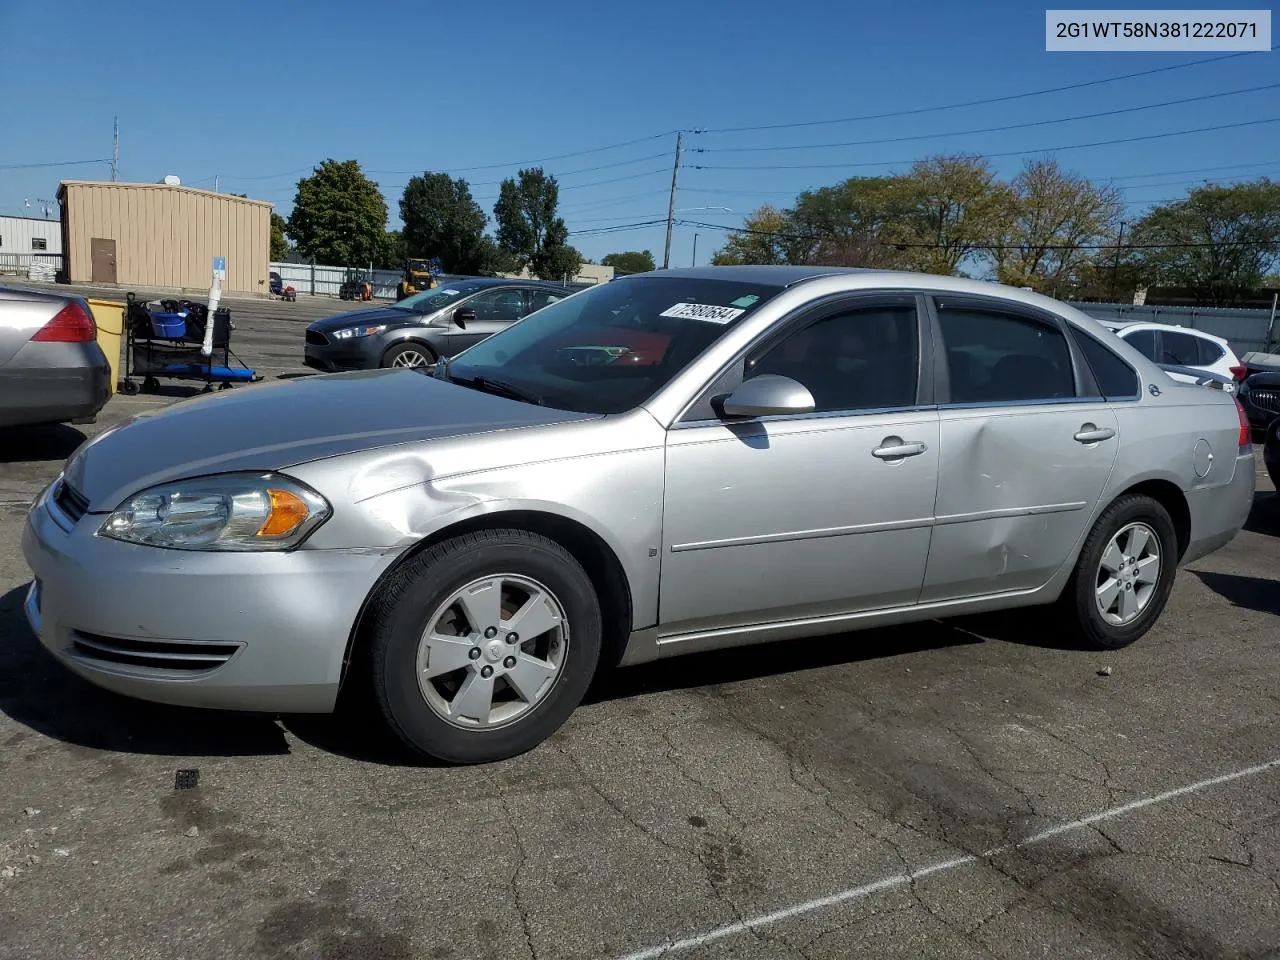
[1059,494,1178,650]
[367,529,602,764]
[382,343,436,370]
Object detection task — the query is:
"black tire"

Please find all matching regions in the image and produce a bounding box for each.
[381,342,436,370]
[367,529,602,764]
[118,380,139,396]
[142,376,160,394]
[1058,494,1178,650]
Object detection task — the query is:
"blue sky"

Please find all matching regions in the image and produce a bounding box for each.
[1,0,1277,267]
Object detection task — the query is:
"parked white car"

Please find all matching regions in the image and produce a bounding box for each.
[1097,320,1245,394]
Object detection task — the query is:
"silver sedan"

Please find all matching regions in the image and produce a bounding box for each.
[23,267,1254,763]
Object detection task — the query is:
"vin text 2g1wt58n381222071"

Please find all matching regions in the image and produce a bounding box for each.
[24,267,1254,763]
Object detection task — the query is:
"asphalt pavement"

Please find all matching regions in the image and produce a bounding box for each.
[1,293,1278,959]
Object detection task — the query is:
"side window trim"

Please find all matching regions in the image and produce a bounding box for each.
[925,293,1098,407]
[674,290,934,427]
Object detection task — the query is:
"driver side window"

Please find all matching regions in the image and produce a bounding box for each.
[746,303,920,413]
[467,288,527,324]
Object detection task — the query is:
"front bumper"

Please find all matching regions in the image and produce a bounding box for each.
[22,480,400,713]
[303,331,387,372]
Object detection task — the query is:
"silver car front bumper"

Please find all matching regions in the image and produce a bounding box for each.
[22,481,400,713]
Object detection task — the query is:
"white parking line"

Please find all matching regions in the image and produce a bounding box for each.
[615,758,1280,960]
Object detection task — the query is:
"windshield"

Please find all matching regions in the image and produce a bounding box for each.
[440,277,781,414]
[394,284,478,312]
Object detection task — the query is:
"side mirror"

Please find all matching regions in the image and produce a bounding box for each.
[719,375,816,419]
[453,307,476,329]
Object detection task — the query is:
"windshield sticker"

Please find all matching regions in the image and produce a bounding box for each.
[660,302,745,324]
[441,288,460,295]
[729,294,760,308]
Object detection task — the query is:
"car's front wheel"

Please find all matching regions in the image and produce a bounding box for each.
[1059,494,1179,650]
[367,529,602,764]
[382,342,436,370]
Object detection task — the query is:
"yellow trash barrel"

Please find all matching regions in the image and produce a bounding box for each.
[86,298,125,396]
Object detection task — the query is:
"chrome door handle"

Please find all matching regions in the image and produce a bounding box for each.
[1073,424,1116,443]
[872,438,928,460]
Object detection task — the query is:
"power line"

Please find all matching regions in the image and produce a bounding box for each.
[373,131,679,174]
[698,50,1266,134]
[380,167,672,197]
[693,117,1280,171]
[1107,160,1280,183]
[0,158,111,171]
[695,83,1280,155]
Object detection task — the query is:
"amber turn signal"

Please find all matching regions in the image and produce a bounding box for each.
[257,488,311,537]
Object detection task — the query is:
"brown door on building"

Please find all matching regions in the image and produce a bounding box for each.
[90,238,117,283]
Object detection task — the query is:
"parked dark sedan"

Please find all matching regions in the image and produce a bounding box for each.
[1238,371,1280,436]
[1,286,111,428]
[303,278,573,372]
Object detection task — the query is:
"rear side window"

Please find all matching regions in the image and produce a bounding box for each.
[1161,331,1202,367]
[1123,329,1157,360]
[1197,336,1225,365]
[936,304,1075,404]
[1076,333,1140,400]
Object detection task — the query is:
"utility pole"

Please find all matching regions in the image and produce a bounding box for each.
[662,131,683,269]
[214,175,219,193]
[691,233,698,267]
[1109,221,1126,302]
[111,117,119,182]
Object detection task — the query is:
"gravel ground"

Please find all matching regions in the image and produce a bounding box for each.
[1,293,1277,959]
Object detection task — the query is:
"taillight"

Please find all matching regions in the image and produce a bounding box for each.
[1235,398,1251,449]
[30,302,96,343]
[1229,364,1248,381]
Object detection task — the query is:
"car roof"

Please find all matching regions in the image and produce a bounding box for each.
[1098,319,1228,343]
[450,276,572,289]
[640,265,877,287]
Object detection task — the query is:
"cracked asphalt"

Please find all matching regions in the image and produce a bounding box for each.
[2,290,1279,959]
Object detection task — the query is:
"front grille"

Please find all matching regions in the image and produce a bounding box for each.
[69,631,241,673]
[305,330,329,346]
[1250,388,1280,416]
[53,480,89,523]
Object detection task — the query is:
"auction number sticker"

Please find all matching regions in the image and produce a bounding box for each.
[660,302,745,324]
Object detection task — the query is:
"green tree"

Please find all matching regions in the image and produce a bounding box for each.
[399,173,492,274]
[493,168,581,278]
[286,160,388,266]
[376,230,406,270]
[887,156,1015,276]
[601,250,656,274]
[710,206,797,265]
[1126,179,1280,305]
[270,213,290,262]
[789,178,905,267]
[993,159,1122,295]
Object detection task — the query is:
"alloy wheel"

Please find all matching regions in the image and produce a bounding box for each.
[415,574,568,729]
[1094,521,1161,626]
[391,349,431,368]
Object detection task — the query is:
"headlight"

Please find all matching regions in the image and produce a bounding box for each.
[99,473,330,551]
[332,324,387,340]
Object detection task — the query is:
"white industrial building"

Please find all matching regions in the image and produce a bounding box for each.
[0,215,62,255]
[0,215,63,281]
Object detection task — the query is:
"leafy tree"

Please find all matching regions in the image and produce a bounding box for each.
[399,173,492,274]
[493,168,581,279]
[993,159,1122,294]
[710,206,797,265]
[270,213,290,262]
[1126,180,1280,305]
[790,178,905,268]
[601,250,656,274]
[887,156,1015,276]
[286,160,388,266]
[376,230,406,270]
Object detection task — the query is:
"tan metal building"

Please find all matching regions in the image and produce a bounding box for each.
[57,180,273,296]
